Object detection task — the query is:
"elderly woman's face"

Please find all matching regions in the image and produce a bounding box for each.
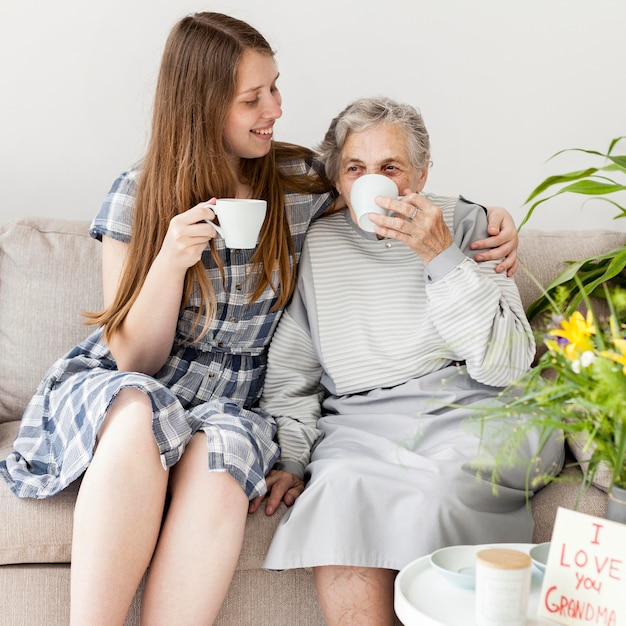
[335,123,428,220]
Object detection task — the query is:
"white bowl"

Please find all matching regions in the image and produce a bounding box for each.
[429,545,478,589]
[530,542,551,572]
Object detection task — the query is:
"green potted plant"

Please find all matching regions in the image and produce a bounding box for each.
[519,136,626,323]
[478,282,626,518]
[475,139,626,521]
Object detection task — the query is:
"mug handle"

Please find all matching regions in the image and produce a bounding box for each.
[209,221,224,238]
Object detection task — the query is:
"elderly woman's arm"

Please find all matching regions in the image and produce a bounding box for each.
[249,290,326,516]
[425,200,535,387]
[260,305,325,478]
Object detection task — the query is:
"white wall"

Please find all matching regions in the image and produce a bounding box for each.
[2,0,625,231]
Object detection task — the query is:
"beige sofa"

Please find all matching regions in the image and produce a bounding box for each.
[1,217,622,626]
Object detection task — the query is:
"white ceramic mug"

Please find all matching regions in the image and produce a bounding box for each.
[212,199,267,248]
[349,174,399,232]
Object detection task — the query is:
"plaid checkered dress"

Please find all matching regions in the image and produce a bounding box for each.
[0,159,333,501]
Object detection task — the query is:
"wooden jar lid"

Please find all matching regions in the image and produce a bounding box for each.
[476,548,531,570]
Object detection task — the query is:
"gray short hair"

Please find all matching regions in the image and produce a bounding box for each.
[317,97,431,183]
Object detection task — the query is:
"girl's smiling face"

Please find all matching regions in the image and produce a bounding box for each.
[223,50,283,162]
[335,123,428,223]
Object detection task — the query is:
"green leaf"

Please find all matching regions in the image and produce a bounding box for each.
[576,197,626,219]
[524,168,598,204]
[519,181,626,230]
[607,136,626,155]
[520,136,626,320]
[607,155,626,169]
[549,147,606,161]
[520,136,626,230]
[559,180,626,195]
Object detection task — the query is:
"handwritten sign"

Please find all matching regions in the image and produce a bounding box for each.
[538,507,625,626]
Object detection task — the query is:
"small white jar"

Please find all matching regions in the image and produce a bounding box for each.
[475,548,532,626]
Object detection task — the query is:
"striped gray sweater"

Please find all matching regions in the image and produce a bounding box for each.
[260,194,535,477]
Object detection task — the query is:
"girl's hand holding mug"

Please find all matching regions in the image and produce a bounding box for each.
[160,201,219,271]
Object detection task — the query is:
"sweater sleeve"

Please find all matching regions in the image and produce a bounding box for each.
[259,273,325,478]
[424,199,535,387]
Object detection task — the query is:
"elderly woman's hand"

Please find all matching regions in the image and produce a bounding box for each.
[369,191,453,265]
[248,468,305,516]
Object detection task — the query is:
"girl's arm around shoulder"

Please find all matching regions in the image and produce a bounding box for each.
[473,205,519,276]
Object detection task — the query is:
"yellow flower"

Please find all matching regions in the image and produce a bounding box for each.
[546,311,596,360]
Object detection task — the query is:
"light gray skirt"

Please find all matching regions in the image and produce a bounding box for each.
[263,366,564,572]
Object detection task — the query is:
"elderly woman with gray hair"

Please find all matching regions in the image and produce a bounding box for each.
[250,97,564,625]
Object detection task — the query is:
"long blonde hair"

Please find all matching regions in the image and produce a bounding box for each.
[88,12,332,342]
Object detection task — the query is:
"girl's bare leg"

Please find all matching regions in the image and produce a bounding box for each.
[70,388,169,626]
[140,432,249,626]
[314,565,400,626]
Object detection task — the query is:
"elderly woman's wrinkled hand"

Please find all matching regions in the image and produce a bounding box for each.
[248,468,305,516]
[369,190,453,265]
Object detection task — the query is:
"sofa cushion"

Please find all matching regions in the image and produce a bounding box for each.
[567,433,612,492]
[0,218,102,423]
[0,421,79,564]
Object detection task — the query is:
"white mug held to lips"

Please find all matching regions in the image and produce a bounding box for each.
[349,174,399,232]
[211,198,267,248]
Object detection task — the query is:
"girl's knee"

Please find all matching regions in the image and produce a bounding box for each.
[97,388,156,451]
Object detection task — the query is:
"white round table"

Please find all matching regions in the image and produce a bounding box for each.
[394,543,554,626]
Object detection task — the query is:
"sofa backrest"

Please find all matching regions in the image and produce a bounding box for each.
[1,218,625,424]
[516,228,626,313]
[0,218,102,423]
